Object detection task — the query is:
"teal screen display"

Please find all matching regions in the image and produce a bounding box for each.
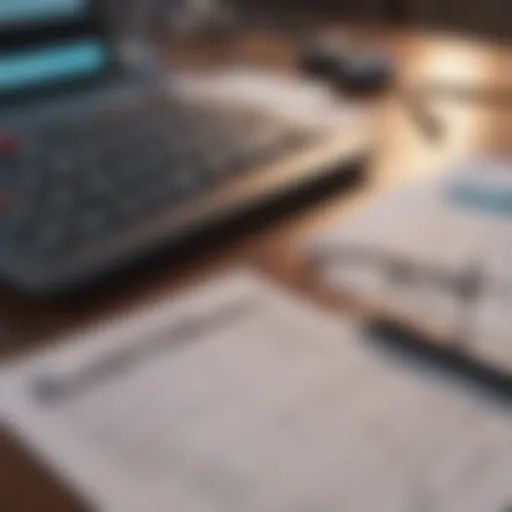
[0,0,88,26]
[446,183,512,219]
[0,40,106,93]
[0,1,107,94]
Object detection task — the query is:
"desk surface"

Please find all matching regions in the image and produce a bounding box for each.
[1,26,511,511]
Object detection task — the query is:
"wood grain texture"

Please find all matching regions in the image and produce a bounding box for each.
[1,25,511,511]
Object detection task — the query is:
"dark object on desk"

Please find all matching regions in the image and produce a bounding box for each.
[313,244,512,388]
[366,320,512,404]
[0,0,371,295]
[300,38,394,94]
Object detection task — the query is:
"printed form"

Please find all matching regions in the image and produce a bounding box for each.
[2,271,512,511]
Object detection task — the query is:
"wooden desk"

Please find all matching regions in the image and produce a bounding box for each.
[1,27,511,511]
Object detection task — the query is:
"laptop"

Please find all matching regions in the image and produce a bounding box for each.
[0,0,370,295]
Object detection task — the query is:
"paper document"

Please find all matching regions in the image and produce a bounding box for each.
[2,271,512,511]
[174,67,369,130]
[310,158,512,370]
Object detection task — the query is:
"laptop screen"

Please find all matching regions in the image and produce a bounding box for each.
[0,0,88,26]
[0,0,110,97]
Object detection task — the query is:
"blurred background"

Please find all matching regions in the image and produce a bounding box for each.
[102,0,511,41]
[0,1,512,511]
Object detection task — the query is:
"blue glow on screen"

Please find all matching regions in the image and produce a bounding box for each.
[0,40,106,93]
[447,183,512,219]
[0,0,87,25]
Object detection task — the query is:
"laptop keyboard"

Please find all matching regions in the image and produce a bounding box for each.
[0,94,311,262]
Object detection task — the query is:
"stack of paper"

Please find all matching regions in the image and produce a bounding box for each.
[2,271,512,511]
[310,158,512,372]
[174,67,369,130]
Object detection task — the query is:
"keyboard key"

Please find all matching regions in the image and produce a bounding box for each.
[47,188,77,213]
[113,197,137,220]
[76,145,104,170]
[79,210,110,238]
[50,151,78,176]
[31,222,70,257]
[0,133,18,158]
[172,169,203,196]
[85,174,112,199]
[20,170,44,190]
[0,190,11,213]
[3,203,37,243]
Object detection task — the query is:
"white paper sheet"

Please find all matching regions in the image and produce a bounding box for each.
[310,158,512,365]
[2,271,512,511]
[174,67,369,130]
